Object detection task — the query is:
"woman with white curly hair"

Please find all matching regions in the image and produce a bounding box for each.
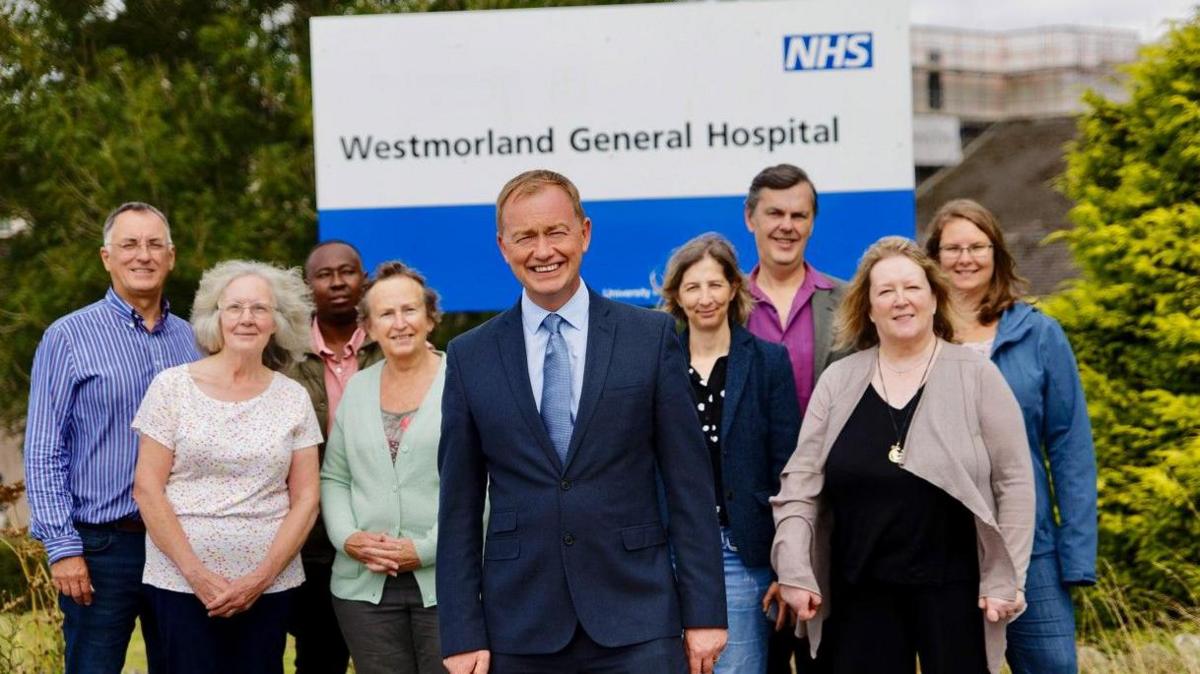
[132,260,323,674]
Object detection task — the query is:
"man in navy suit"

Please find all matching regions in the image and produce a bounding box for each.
[438,170,728,674]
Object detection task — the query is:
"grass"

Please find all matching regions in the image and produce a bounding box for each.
[1071,563,1200,674]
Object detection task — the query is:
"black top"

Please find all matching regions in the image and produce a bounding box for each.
[824,385,979,586]
[689,356,729,527]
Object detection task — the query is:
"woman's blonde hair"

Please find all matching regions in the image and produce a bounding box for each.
[834,236,956,351]
[190,260,313,370]
[659,233,753,326]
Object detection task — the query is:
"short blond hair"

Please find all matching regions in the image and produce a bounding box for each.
[190,260,313,370]
[834,236,956,351]
[495,170,586,234]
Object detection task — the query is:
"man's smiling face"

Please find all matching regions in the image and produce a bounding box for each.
[100,209,175,301]
[745,182,816,274]
[497,185,591,312]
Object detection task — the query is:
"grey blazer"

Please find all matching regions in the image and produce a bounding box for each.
[810,282,845,383]
[771,341,1034,674]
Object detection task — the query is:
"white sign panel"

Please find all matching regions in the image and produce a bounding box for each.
[311,0,913,309]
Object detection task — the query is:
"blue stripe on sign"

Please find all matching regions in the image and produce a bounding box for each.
[319,189,914,311]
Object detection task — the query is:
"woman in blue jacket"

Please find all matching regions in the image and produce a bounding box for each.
[660,233,801,674]
[925,199,1097,674]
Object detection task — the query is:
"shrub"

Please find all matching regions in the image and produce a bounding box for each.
[1046,10,1200,602]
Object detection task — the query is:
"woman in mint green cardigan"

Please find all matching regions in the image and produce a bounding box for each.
[320,262,446,674]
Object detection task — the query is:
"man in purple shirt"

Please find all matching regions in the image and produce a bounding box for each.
[742,164,843,674]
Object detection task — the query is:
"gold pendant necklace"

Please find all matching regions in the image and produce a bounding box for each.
[877,341,938,465]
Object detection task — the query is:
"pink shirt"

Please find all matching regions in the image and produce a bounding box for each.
[746,263,835,416]
[311,318,367,428]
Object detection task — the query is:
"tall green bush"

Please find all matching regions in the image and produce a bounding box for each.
[1046,10,1200,602]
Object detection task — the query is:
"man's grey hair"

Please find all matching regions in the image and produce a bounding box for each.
[102,202,173,246]
[190,260,314,371]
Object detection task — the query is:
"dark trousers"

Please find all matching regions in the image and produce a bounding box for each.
[59,526,165,674]
[288,559,351,673]
[146,585,294,674]
[816,579,988,674]
[490,624,688,674]
[766,630,814,674]
[331,572,443,674]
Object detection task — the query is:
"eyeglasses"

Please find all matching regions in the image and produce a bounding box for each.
[219,303,274,320]
[938,243,993,259]
[109,239,171,255]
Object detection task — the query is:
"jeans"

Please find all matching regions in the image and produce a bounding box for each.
[1006,552,1079,674]
[59,526,164,674]
[715,528,773,674]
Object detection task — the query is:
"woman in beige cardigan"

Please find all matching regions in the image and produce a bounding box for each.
[770,237,1034,674]
[320,261,446,674]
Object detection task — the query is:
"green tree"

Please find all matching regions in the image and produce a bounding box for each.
[0,1,331,432]
[1046,10,1200,602]
[0,0,650,433]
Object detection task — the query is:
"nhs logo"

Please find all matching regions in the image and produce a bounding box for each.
[783,33,873,71]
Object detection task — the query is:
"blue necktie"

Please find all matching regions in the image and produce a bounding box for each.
[540,313,573,464]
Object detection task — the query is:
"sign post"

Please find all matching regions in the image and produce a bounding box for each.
[311,0,913,310]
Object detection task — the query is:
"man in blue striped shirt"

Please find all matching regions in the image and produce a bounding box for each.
[24,202,200,674]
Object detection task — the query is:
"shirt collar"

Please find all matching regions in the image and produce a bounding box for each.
[748,262,834,303]
[310,316,367,357]
[103,287,172,333]
[521,281,590,334]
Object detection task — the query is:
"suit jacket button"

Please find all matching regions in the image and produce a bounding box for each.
[560,479,571,491]
[563,533,575,546]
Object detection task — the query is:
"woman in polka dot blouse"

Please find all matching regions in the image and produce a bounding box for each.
[660,233,802,674]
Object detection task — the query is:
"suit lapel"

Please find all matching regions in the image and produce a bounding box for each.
[720,327,753,440]
[495,304,564,472]
[563,292,614,472]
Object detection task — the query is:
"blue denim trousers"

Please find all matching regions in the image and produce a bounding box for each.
[715,528,774,674]
[1006,552,1079,674]
[59,526,164,674]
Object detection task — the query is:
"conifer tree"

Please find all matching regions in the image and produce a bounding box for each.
[1047,10,1200,600]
